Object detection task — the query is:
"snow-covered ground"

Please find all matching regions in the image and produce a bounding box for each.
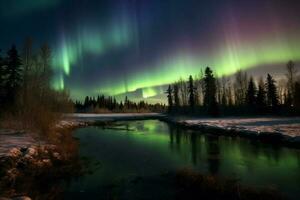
[64,114,300,138]
[181,117,300,137]
[1,113,162,156]
[55,119,88,129]
[0,130,37,157]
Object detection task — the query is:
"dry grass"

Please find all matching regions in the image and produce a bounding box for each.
[0,126,82,200]
[0,113,24,130]
[0,89,74,139]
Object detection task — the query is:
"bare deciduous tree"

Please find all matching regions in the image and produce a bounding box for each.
[285,60,298,105]
[234,70,248,106]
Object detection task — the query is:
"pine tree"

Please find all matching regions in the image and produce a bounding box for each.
[166,85,173,111]
[256,78,267,113]
[188,75,195,109]
[203,67,218,115]
[5,45,23,105]
[84,96,90,107]
[246,77,257,107]
[266,74,279,111]
[173,83,180,108]
[125,96,129,109]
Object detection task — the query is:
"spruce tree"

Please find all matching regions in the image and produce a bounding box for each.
[173,83,180,108]
[203,67,218,115]
[166,85,173,111]
[84,96,90,107]
[246,77,257,107]
[256,79,267,113]
[5,45,23,105]
[266,74,279,111]
[125,96,129,109]
[188,75,195,109]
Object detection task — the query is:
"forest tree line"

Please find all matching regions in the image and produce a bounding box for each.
[166,61,300,116]
[74,95,166,113]
[0,39,73,133]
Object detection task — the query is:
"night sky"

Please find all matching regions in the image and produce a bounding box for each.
[0,0,300,102]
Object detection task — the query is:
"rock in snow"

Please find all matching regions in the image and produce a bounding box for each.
[8,148,22,158]
[25,147,37,157]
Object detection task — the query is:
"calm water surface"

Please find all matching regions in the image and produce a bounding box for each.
[64,120,300,199]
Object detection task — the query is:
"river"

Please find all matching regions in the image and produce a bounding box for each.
[63,120,300,199]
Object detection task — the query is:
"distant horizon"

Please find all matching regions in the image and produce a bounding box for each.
[70,61,298,104]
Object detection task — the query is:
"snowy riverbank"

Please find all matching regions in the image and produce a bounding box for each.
[0,113,163,158]
[2,114,299,157]
[0,119,87,199]
[162,116,300,147]
[0,119,87,158]
[62,113,300,147]
[65,113,165,121]
[66,113,300,137]
[64,113,300,147]
[1,113,300,198]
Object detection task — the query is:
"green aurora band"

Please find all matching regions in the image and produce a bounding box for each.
[52,21,133,90]
[52,27,300,100]
[2,0,300,101]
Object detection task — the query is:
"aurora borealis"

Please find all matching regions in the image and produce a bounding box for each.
[1,0,300,102]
